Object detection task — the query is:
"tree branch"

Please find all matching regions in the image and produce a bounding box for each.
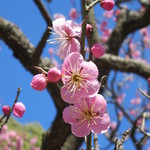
[32,0,52,61]
[0,16,82,150]
[96,54,150,79]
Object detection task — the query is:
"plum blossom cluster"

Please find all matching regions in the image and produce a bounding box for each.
[30,0,114,138]
[2,102,25,118]
[0,125,40,150]
[0,88,26,132]
[30,67,61,91]
[47,18,82,59]
[31,53,110,137]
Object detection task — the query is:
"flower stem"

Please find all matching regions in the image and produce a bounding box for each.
[86,132,92,150]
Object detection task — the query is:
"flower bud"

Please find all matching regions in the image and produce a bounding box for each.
[91,43,105,58]
[100,0,114,11]
[47,67,61,82]
[2,105,11,115]
[30,74,47,91]
[13,102,26,118]
[86,24,93,38]
[148,77,150,85]
[69,8,78,20]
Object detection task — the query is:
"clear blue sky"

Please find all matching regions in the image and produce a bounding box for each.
[0,0,150,149]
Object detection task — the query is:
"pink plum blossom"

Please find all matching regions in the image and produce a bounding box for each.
[115,10,120,16]
[144,35,150,48]
[91,43,105,58]
[118,111,123,120]
[47,67,61,82]
[131,50,141,59]
[63,94,110,137]
[99,21,107,31]
[61,52,100,103]
[13,102,26,118]
[16,136,24,150]
[110,121,117,130]
[69,8,78,20]
[146,103,150,109]
[48,18,81,59]
[30,137,38,145]
[148,77,150,85]
[100,0,115,11]
[53,13,66,20]
[86,24,93,38]
[48,48,54,56]
[129,109,137,117]
[103,10,114,18]
[130,98,141,105]
[2,105,11,115]
[117,93,125,104]
[30,74,47,91]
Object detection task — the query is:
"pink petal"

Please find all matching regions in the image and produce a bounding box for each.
[61,86,81,104]
[70,38,80,53]
[63,106,78,124]
[93,94,107,116]
[67,20,81,36]
[81,61,99,79]
[81,80,100,98]
[92,113,111,134]
[71,121,90,137]
[58,39,80,59]
[61,52,83,83]
[53,18,66,34]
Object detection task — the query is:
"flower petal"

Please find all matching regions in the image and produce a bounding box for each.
[53,18,66,34]
[81,61,99,79]
[92,113,110,134]
[63,106,78,124]
[81,80,100,98]
[67,20,81,36]
[58,39,80,59]
[71,122,90,137]
[61,52,83,83]
[93,94,107,116]
[61,86,81,104]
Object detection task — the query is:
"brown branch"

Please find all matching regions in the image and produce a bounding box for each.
[138,88,150,99]
[34,0,52,25]
[32,0,52,61]
[0,17,82,150]
[106,4,150,55]
[96,54,150,79]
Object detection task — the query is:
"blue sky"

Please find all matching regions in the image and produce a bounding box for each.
[0,0,150,149]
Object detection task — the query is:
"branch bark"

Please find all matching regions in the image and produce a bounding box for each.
[0,16,82,150]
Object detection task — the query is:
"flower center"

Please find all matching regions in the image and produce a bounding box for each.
[72,74,81,83]
[82,110,93,122]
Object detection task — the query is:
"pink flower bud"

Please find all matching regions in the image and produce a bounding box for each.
[148,77,150,85]
[91,43,105,58]
[47,67,61,82]
[30,74,47,91]
[13,102,26,118]
[100,0,115,11]
[69,8,78,20]
[86,24,93,38]
[2,105,11,115]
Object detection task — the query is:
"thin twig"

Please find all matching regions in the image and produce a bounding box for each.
[138,88,150,99]
[94,133,99,150]
[0,88,21,132]
[86,0,103,12]
[34,66,48,75]
[33,0,52,61]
